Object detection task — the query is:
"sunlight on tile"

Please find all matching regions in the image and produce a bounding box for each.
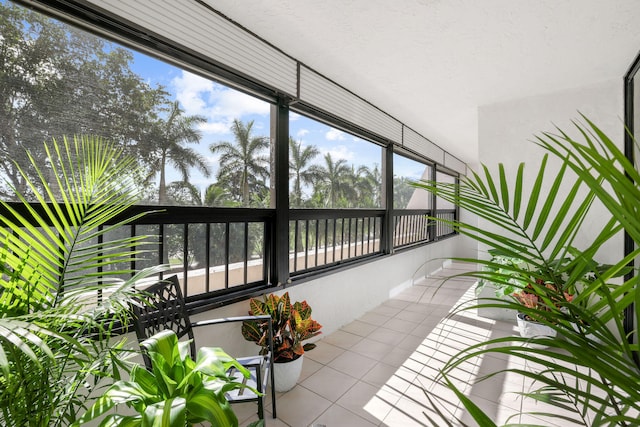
[275,261,591,426]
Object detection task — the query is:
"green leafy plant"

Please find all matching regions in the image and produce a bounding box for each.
[74,329,256,426]
[0,135,165,426]
[241,292,322,362]
[414,116,640,426]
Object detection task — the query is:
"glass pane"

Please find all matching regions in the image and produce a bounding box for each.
[136,225,160,272]
[102,225,132,283]
[209,223,227,292]
[0,2,272,207]
[247,222,264,283]
[164,224,185,283]
[289,112,383,208]
[435,171,456,210]
[393,153,432,209]
[228,222,246,287]
[186,223,206,295]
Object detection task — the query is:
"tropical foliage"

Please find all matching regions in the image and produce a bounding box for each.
[414,116,640,426]
[289,137,322,208]
[145,101,211,204]
[2,0,442,214]
[242,292,322,362]
[74,329,256,427]
[0,135,165,426]
[0,1,171,200]
[210,119,271,207]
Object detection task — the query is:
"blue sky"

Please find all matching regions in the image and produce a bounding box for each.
[128,49,428,192]
[4,0,428,196]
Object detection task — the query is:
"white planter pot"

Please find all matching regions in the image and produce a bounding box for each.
[273,354,304,392]
[516,312,557,349]
[569,321,601,344]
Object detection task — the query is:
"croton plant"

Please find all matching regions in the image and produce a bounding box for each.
[242,292,322,362]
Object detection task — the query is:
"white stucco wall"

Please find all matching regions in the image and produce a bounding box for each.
[180,236,471,358]
[476,78,624,265]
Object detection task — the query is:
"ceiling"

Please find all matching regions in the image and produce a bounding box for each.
[205,0,640,165]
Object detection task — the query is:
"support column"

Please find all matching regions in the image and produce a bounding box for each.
[382,144,394,254]
[270,96,290,286]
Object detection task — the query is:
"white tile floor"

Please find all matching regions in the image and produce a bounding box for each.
[235,262,574,426]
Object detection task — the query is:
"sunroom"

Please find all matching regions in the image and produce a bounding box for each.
[2,1,640,426]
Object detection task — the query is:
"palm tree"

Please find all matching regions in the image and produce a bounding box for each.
[146,101,210,204]
[210,119,269,206]
[365,163,382,207]
[315,153,352,208]
[347,164,381,208]
[203,182,236,207]
[289,137,321,207]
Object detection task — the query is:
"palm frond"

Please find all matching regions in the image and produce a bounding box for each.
[414,117,640,425]
[0,135,167,426]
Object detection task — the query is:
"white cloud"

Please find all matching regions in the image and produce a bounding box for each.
[172,71,213,115]
[171,70,270,134]
[296,129,309,138]
[326,128,346,141]
[321,145,355,162]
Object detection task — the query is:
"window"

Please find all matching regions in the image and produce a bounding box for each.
[392,153,434,247]
[0,0,273,298]
[1,0,461,302]
[393,153,433,209]
[289,113,383,209]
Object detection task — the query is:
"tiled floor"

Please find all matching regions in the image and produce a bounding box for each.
[235,262,568,426]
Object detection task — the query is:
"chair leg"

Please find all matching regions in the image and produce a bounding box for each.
[270,361,276,418]
[256,366,264,420]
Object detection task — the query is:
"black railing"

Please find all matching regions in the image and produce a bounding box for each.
[435,209,457,238]
[2,203,456,305]
[391,209,458,249]
[392,209,432,248]
[289,209,385,276]
[125,206,275,302]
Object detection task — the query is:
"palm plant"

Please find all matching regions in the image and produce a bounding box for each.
[203,183,236,207]
[414,116,640,426]
[0,135,165,426]
[348,164,379,208]
[210,119,270,207]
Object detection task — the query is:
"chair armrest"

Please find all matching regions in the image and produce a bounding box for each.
[192,314,271,328]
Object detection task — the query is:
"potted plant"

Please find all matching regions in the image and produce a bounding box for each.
[412,117,640,425]
[241,292,322,392]
[74,329,259,427]
[0,135,167,426]
[478,247,630,346]
[476,250,571,345]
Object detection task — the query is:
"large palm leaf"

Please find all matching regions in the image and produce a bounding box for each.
[414,117,640,426]
[0,135,165,426]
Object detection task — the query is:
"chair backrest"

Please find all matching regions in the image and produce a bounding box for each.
[131,275,196,367]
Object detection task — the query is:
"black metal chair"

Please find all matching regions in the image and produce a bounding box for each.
[131,275,276,420]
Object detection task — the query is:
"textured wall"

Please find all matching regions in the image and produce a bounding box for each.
[477,78,624,264]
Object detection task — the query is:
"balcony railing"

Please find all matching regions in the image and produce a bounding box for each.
[289,209,385,277]
[392,209,432,248]
[435,209,456,238]
[3,203,456,305]
[122,206,275,302]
